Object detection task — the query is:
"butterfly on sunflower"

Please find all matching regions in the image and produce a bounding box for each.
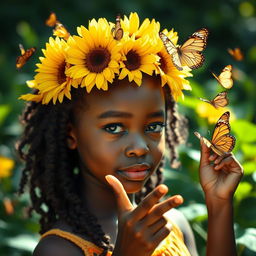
[111,14,123,40]
[212,65,233,89]
[194,111,236,156]
[199,91,229,109]
[159,28,209,71]
[16,44,36,69]
[227,48,244,61]
[45,12,70,40]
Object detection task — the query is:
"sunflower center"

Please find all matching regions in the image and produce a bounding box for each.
[57,61,67,84]
[86,47,111,73]
[158,53,168,73]
[124,50,141,71]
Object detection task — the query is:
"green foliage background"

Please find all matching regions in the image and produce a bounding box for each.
[0,0,255,255]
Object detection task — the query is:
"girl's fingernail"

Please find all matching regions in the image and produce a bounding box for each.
[159,184,168,194]
[174,195,183,204]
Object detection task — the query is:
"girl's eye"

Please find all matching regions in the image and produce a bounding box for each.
[146,122,166,133]
[103,123,125,134]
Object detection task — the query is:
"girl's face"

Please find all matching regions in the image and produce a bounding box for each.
[68,78,166,194]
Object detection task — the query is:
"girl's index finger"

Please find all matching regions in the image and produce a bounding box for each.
[105,175,134,214]
[199,137,212,167]
[131,184,168,221]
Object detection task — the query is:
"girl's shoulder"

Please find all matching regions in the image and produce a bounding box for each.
[33,234,85,256]
[164,208,198,256]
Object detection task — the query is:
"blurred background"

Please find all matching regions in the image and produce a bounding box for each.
[0,0,256,255]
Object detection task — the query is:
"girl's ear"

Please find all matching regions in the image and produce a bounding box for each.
[67,123,77,149]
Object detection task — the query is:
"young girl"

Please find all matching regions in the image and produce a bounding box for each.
[17,13,243,256]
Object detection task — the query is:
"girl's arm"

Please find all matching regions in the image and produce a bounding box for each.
[199,138,243,256]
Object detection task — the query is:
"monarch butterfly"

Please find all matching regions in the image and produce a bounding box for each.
[111,14,123,40]
[194,111,236,156]
[45,12,70,40]
[199,91,229,109]
[45,12,59,27]
[16,44,36,69]
[212,65,233,89]
[228,48,244,61]
[159,28,209,71]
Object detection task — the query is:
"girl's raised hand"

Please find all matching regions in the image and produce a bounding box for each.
[105,175,183,256]
[199,138,243,201]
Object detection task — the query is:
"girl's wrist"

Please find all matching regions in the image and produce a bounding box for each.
[205,196,233,215]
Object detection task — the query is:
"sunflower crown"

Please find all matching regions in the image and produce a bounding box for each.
[20,12,193,104]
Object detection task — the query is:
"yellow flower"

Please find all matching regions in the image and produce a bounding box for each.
[156,29,192,100]
[66,18,121,93]
[121,12,160,39]
[20,37,80,104]
[119,36,160,86]
[0,156,14,179]
[196,102,235,124]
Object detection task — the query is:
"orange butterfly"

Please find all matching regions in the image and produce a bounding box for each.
[45,12,59,27]
[212,65,233,89]
[111,14,123,40]
[228,48,244,61]
[159,28,209,71]
[16,44,36,69]
[194,111,236,156]
[199,91,229,109]
[45,12,70,40]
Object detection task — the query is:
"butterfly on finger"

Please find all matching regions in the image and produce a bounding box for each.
[194,111,236,156]
[16,44,36,69]
[159,28,209,71]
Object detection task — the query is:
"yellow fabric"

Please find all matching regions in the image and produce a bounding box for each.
[41,223,191,256]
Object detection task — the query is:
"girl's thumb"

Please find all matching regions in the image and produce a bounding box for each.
[105,175,134,214]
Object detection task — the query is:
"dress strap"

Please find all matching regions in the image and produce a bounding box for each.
[41,228,106,256]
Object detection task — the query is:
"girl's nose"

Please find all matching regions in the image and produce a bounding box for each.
[125,134,150,157]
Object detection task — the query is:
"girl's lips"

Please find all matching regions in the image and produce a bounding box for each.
[117,163,151,181]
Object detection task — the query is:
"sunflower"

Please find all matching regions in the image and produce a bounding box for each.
[121,12,160,39]
[119,36,160,86]
[156,29,192,100]
[66,18,121,93]
[20,37,80,104]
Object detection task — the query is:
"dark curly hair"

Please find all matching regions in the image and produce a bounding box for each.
[16,78,188,256]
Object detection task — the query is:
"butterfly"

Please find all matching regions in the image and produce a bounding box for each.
[228,48,244,61]
[212,65,233,89]
[159,28,209,71]
[16,44,36,69]
[45,12,70,40]
[45,12,59,27]
[199,91,229,109]
[111,14,123,40]
[194,111,236,156]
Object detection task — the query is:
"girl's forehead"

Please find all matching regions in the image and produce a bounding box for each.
[83,79,165,112]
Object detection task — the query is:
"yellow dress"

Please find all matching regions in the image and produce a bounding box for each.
[41,223,191,256]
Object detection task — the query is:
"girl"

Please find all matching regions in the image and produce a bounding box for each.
[17,13,243,256]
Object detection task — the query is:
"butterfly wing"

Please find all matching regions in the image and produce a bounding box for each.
[211,111,235,155]
[46,12,58,27]
[213,65,233,89]
[211,91,229,108]
[179,28,209,69]
[112,15,123,40]
[16,45,36,69]
[159,32,182,70]
[228,48,244,61]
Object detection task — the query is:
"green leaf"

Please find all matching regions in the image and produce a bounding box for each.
[236,228,256,252]
[233,120,256,143]
[241,144,256,158]
[5,234,38,252]
[235,182,252,202]
[243,161,256,175]
[0,105,11,127]
[179,203,207,221]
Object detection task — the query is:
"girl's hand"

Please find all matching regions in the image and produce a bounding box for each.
[199,138,243,201]
[105,175,183,256]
